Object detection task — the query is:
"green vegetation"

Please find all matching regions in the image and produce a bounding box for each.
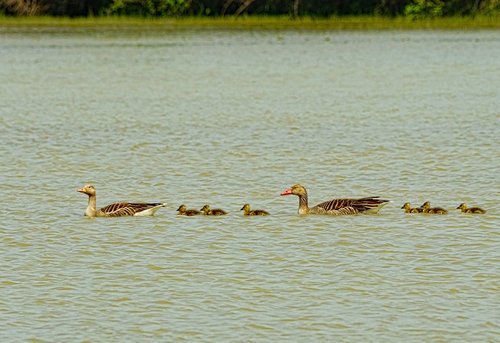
[0,0,498,30]
[0,15,498,30]
[1,0,499,18]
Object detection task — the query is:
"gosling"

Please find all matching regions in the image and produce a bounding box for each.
[200,204,227,216]
[456,203,486,214]
[401,202,423,214]
[420,201,448,215]
[240,204,270,216]
[177,204,201,216]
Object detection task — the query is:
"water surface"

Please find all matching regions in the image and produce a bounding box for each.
[0,28,499,342]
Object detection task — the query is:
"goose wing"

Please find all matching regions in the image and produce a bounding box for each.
[100,202,164,216]
[314,196,388,213]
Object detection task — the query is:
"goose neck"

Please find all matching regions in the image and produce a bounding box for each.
[298,193,309,214]
[86,194,97,217]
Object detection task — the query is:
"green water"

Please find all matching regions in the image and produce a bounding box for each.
[0,28,498,341]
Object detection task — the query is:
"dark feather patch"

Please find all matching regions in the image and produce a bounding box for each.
[316,197,388,213]
[100,202,163,216]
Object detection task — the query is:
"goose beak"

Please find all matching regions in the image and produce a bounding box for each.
[280,188,292,196]
[77,187,85,193]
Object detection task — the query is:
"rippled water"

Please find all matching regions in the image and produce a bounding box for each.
[1,27,499,341]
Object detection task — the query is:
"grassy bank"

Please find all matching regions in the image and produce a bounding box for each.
[0,15,499,30]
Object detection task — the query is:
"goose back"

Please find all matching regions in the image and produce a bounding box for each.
[313,196,388,215]
[100,202,165,217]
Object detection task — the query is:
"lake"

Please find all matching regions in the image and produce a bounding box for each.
[0,27,499,342]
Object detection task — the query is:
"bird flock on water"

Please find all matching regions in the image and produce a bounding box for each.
[78,183,486,218]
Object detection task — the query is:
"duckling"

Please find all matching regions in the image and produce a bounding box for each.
[419,201,430,210]
[200,204,227,216]
[420,201,448,214]
[427,207,448,214]
[456,203,486,214]
[177,204,201,216]
[401,202,423,213]
[240,204,270,216]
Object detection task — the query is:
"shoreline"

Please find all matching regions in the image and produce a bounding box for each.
[0,15,499,30]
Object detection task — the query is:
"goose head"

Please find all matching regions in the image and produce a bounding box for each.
[200,204,210,214]
[420,201,431,210]
[78,184,96,196]
[280,184,307,197]
[401,202,411,210]
[456,203,467,210]
[177,204,187,212]
[240,204,250,211]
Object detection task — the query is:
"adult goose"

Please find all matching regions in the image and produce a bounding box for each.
[200,204,227,216]
[177,204,201,216]
[280,184,389,215]
[241,204,270,216]
[78,184,166,217]
[420,201,448,215]
[456,203,486,214]
[401,202,423,213]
